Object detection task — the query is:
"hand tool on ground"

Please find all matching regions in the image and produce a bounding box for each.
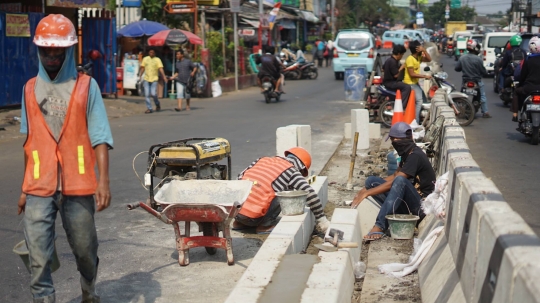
[346,132,359,190]
[314,228,358,252]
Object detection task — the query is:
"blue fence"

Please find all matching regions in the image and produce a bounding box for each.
[82,10,117,95]
[0,12,44,107]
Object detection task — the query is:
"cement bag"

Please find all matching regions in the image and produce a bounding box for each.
[212,80,222,98]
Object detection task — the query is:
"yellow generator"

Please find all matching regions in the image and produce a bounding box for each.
[147,138,231,208]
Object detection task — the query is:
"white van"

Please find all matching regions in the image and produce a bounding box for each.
[482,32,517,75]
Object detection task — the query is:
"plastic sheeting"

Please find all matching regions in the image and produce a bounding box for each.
[82,13,117,95]
[0,12,44,107]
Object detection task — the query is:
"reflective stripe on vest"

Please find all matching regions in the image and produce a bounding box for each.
[238,157,293,218]
[22,75,97,197]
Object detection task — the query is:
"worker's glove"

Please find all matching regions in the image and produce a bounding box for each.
[316,217,330,233]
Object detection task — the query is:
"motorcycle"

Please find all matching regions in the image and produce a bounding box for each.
[460,80,482,114]
[365,76,396,127]
[282,61,301,80]
[517,92,540,145]
[261,75,282,103]
[446,43,454,57]
[494,47,521,106]
[298,61,318,80]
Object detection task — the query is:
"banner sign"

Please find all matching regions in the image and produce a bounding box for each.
[0,3,22,12]
[6,14,30,37]
[391,0,410,8]
[123,0,142,7]
[46,0,106,8]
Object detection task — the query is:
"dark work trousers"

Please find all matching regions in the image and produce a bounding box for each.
[383,81,412,108]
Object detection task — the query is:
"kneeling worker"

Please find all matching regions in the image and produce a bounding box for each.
[350,122,436,240]
[233,147,330,234]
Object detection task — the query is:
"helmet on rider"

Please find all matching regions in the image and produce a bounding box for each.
[466,39,481,53]
[509,35,522,47]
[529,36,540,54]
[284,147,311,176]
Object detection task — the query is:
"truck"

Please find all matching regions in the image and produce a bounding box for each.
[445,21,467,38]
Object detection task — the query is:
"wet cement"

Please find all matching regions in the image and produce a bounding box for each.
[258,254,319,303]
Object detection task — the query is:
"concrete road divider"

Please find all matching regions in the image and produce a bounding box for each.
[417,89,540,303]
[276,125,312,157]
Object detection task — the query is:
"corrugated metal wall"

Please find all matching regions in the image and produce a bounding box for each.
[0,12,44,107]
[82,10,117,95]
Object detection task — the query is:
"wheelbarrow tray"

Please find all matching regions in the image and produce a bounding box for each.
[138,180,253,266]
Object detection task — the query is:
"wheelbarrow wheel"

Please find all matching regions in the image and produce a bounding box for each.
[202,223,218,255]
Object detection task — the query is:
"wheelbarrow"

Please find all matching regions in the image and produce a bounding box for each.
[131,179,252,266]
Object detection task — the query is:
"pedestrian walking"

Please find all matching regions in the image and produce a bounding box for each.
[169,50,196,111]
[18,14,113,303]
[325,40,334,67]
[139,48,168,114]
[316,39,326,67]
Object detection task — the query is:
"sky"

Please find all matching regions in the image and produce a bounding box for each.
[427,0,512,14]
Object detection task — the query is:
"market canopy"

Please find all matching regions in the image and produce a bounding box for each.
[148,29,203,46]
[118,20,168,38]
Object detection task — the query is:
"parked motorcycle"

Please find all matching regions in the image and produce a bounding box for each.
[517,92,540,145]
[298,62,318,80]
[261,76,282,103]
[282,61,301,80]
[365,76,396,127]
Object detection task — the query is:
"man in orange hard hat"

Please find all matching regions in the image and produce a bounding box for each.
[233,147,330,234]
[17,14,112,303]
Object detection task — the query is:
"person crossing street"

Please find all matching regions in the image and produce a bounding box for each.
[139,49,168,114]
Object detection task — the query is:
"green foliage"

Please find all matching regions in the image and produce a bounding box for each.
[107,0,116,11]
[206,31,225,80]
[142,0,165,23]
[305,44,313,52]
[425,0,477,26]
[339,0,408,28]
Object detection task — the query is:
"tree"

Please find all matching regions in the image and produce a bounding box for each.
[142,0,166,23]
[425,0,477,27]
[336,0,408,31]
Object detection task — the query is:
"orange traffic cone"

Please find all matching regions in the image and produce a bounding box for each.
[403,89,416,124]
[391,90,404,126]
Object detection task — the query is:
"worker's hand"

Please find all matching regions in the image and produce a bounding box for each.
[350,188,368,209]
[17,193,27,215]
[416,46,425,53]
[95,180,111,212]
[424,74,432,80]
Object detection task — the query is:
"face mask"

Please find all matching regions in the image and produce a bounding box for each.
[392,139,416,157]
[39,47,66,74]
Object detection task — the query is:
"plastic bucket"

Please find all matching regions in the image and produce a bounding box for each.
[275,190,308,216]
[13,239,60,274]
[385,214,419,240]
[169,93,177,99]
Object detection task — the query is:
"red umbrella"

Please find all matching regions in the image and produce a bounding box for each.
[148,29,203,46]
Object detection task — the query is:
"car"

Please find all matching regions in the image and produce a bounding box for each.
[382,30,412,46]
[481,32,517,75]
[493,33,537,93]
[332,29,383,80]
[396,29,424,43]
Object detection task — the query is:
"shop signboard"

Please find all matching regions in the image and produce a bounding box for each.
[391,0,410,8]
[47,0,106,8]
[6,13,30,37]
[164,2,196,13]
[0,3,22,12]
[123,59,140,90]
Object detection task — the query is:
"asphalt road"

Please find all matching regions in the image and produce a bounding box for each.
[440,55,540,235]
[0,67,359,302]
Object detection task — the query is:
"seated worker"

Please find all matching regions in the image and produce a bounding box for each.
[382,44,411,107]
[233,147,330,234]
[256,45,284,93]
[350,122,436,241]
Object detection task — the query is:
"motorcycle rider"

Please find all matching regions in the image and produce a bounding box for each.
[513,36,540,121]
[499,35,525,94]
[257,45,284,94]
[455,39,491,118]
[403,40,432,123]
[382,44,411,107]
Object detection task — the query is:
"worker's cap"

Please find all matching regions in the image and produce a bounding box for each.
[385,122,412,141]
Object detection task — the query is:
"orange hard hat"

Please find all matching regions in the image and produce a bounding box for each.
[284,147,311,176]
[34,14,77,47]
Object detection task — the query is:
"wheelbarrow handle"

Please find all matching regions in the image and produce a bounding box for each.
[139,202,173,224]
[225,201,242,224]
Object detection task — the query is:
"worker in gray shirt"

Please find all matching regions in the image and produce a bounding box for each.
[455,39,491,118]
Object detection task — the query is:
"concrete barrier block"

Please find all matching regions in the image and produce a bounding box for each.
[418,215,444,241]
[306,250,354,303]
[368,123,380,139]
[344,123,351,139]
[236,260,281,288]
[468,204,535,302]
[267,221,305,253]
[300,288,341,303]
[356,197,380,238]
[225,287,264,303]
[418,233,466,303]
[492,245,540,303]
[351,109,370,150]
[252,238,292,262]
[291,124,312,156]
[276,126,298,156]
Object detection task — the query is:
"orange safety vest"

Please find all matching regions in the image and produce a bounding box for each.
[238,157,293,218]
[22,75,97,197]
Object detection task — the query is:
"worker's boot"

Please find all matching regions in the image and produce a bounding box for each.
[81,259,100,303]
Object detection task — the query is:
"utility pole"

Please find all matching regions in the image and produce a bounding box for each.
[259,0,264,48]
[331,0,335,39]
[527,0,532,33]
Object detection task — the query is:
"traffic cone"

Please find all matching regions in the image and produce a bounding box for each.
[403,89,416,124]
[391,90,404,126]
